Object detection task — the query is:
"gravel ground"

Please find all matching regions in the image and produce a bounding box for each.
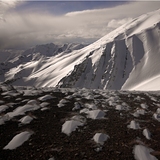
[0,85,160,160]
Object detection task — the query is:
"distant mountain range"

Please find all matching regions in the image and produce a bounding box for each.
[0,9,160,91]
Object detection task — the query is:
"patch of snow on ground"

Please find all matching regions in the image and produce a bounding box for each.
[137,109,146,115]
[87,109,105,119]
[133,145,158,160]
[141,104,149,109]
[7,104,40,118]
[95,146,103,152]
[57,99,68,108]
[40,102,50,108]
[71,115,86,123]
[150,96,157,102]
[153,107,160,122]
[16,98,22,101]
[3,131,33,150]
[65,95,73,100]
[27,100,38,105]
[108,101,117,107]
[1,91,20,97]
[143,128,151,140]
[128,120,140,129]
[0,105,9,113]
[0,114,10,125]
[61,120,83,136]
[19,115,33,124]
[108,96,119,102]
[80,108,89,114]
[93,133,109,145]
[156,108,160,114]
[41,107,49,111]
[133,109,146,117]
[115,105,124,111]
[0,117,5,125]
[153,113,160,122]
[38,95,53,101]
[85,103,97,110]
[133,112,140,118]
[48,157,55,160]
[153,103,160,107]
[23,90,42,96]
[134,96,142,101]
[84,94,94,100]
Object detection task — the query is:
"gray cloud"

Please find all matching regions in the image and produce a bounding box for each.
[0,0,24,22]
[0,1,160,49]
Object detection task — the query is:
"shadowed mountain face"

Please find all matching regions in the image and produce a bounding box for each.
[0,9,160,91]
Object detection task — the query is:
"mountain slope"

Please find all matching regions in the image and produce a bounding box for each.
[1,9,160,90]
[0,43,86,86]
[57,9,160,90]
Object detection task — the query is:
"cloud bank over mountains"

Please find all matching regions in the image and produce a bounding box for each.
[0,1,160,49]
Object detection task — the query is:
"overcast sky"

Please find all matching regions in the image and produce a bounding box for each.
[0,0,160,49]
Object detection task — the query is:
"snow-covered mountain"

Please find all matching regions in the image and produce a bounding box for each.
[0,43,86,85]
[0,9,160,90]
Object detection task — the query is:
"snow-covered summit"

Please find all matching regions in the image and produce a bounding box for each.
[0,9,160,90]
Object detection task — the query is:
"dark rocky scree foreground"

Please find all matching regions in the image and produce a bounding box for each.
[0,85,160,160]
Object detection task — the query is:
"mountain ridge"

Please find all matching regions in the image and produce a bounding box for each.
[0,9,160,91]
